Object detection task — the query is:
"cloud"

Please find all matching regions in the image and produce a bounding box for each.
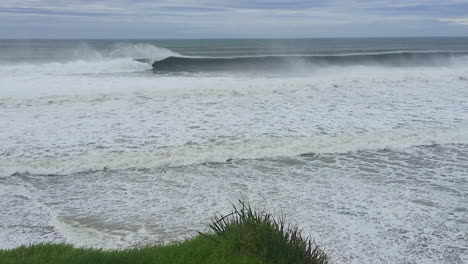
[1,0,468,38]
[440,18,468,25]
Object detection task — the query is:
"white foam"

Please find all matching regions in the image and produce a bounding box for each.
[2,42,468,263]
[51,216,137,249]
[2,127,467,176]
[1,63,467,103]
[0,58,152,75]
[1,61,468,176]
[2,144,466,263]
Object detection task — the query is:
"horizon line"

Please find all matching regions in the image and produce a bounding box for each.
[1,36,468,41]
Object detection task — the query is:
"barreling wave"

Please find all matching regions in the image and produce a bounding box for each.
[3,127,468,176]
[151,51,468,72]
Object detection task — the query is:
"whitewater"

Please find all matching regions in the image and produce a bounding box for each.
[0,39,467,264]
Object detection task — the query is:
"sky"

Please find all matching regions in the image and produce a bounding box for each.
[1,0,468,38]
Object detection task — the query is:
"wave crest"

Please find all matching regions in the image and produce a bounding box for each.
[107,43,179,63]
[3,127,467,176]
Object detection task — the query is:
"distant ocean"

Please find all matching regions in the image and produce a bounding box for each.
[1,38,467,264]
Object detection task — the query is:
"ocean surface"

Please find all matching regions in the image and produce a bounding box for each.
[0,38,467,263]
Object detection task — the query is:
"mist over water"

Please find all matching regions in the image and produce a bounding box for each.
[1,38,468,264]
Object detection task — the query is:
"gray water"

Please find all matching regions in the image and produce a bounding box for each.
[1,38,467,263]
[2,37,468,62]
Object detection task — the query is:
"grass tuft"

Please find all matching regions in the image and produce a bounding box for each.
[207,200,328,264]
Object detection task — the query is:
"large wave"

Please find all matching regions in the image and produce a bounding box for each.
[151,51,468,72]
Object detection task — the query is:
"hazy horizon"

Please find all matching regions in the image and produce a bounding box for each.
[2,36,468,40]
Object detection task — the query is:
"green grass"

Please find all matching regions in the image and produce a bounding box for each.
[0,201,328,264]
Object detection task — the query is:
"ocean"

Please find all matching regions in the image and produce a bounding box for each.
[0,38,467,263]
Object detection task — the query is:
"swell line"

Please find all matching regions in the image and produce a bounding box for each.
[150,51,468,72]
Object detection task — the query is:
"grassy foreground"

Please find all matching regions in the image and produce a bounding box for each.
[0,202,328,264]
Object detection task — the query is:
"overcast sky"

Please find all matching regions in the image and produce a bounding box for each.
[1,0,468,38]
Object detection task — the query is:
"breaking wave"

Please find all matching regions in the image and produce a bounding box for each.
[2,44,468,75]
[0,43,179,75]
[151,51,468,72]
